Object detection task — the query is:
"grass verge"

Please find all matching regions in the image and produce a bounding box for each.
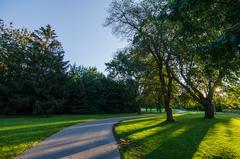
[115,112,240,159]
[0,113,136,159]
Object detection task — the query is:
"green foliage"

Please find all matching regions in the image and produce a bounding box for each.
[115,113,240,159]
[0,20,139,115]
[64,65,89,114]
[0,21,69,115]
[169,0,240,115]
[106,48,164,113]
[105,0,240,118]
[216,82,240,110]
[65,65,138,114]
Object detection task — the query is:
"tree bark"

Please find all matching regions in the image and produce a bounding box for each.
[164,79,174,122]
[204,101,215,118]
[165,57,174,122]
[165,101,174,121]
[172,75,216,119]
[158,62,174,122]
[136,102,141,114]
[157,92,162,113]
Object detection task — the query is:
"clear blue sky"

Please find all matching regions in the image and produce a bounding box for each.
[0,0,127,72]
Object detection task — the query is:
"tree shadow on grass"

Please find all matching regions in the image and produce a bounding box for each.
[118,113,236,159]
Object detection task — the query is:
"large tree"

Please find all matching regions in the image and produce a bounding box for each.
[105,0,177,121]
[168,0,240,118]
[106,0,240,119]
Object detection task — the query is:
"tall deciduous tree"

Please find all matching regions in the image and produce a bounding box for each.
[168,0,240,118]
[105,0,176,121]
[106,0,240,119]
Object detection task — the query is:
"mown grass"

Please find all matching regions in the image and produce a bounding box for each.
[0,114,136,159]
[115,112,240,159]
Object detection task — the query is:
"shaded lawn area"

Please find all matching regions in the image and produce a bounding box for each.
[115,112,240,159]
[0,114,137,159]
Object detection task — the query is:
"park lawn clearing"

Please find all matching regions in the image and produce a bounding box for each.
[0,114,137,159]
[115,112,240,159]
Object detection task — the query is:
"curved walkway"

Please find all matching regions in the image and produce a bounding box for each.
[16,116,145,159]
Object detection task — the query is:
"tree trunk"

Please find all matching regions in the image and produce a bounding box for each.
[203,101,215,118]
[137,103,141,114]
[165,99,174,122]
[165,107,174,121]
[165,74,174,121]
[158,62,174,122]
[158,105,162,113]
[157,92,162,113]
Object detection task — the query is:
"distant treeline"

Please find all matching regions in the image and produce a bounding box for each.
[0,21,138,115]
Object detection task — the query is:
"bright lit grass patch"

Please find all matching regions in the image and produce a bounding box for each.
[115,113,240,159]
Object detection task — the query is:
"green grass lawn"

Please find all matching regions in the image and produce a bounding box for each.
[0,114,136,159]
[115,112,240,159]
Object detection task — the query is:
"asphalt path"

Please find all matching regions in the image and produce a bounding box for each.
[15,116,146,159]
